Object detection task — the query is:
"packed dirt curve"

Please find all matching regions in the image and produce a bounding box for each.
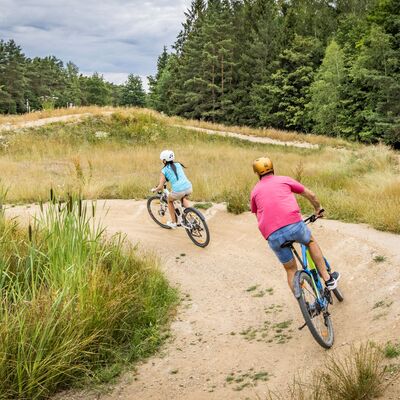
[7,200,400,399]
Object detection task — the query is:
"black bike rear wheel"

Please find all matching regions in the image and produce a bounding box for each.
[183,207,210,248]
[147,196,171,229]
[296,270,334,349]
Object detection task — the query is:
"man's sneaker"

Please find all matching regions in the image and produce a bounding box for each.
[166,221,177,229]
[325,271,341,290]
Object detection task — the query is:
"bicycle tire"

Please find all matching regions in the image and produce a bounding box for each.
[147,196,171,229]
[333,288,344,302]
[295,270,334,349]
[183,207,210,248]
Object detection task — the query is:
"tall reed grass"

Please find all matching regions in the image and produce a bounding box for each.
[1,110,399,233]
[0,194,177,399]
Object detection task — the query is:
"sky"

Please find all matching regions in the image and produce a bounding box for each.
[0,0,191,88]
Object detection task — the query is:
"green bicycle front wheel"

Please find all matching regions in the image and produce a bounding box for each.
[296,270,334,349]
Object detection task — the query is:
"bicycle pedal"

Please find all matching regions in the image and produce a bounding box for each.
[298,322,307,331]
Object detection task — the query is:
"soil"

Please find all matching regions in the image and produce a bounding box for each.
[7,200,400,400]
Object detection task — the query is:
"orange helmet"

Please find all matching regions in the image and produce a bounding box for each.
[253,157,274,176]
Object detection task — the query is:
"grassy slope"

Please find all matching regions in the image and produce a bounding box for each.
[0,108,399,233]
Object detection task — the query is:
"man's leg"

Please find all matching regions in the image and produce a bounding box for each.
[283,258,298,294]
[307,235,330,281]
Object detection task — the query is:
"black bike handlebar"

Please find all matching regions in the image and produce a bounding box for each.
[303,208,325,224]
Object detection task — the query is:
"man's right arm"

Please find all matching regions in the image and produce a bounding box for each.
[300,187,323,216]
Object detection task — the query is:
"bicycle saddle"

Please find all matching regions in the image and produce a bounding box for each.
[280,240,295,249]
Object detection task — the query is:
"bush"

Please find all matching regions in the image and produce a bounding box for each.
[225,189,250,215]
[0,196,177,399]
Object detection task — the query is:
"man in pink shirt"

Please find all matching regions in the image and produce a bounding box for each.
[250,156,340,293]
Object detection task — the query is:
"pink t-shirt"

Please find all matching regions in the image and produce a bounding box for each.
[250,175,305,239]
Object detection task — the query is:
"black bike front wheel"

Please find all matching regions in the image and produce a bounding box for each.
[147,196,171,229]
[296,270,334,349]
[183,207,210,248]
[333,287,344,302]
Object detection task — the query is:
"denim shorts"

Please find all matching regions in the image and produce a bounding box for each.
[267,221,311,264]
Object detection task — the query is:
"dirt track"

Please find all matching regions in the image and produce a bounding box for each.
[8,200,400,399]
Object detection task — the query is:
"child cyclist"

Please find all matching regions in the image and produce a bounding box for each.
[250,156,340,294]
[152,150,192,229]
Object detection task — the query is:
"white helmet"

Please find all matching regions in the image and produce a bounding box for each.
[160,150,174,162]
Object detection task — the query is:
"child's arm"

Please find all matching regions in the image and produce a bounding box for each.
[152,173,167,192]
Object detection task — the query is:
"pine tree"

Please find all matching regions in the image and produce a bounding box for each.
[253,35,323,131]
[121,74,146,107]
[0,40,28,113]
[147,46,170,110]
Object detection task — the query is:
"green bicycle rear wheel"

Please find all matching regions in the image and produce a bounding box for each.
[296,270,334,349]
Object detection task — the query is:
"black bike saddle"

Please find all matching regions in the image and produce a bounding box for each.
[280,240,295,249]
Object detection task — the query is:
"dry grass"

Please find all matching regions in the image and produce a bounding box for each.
[269,343,397,400]
[168,115,356,148]
[0,109,399,233]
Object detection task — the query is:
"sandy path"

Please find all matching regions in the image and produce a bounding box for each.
[7,201,400,399]
[173,125,319,149]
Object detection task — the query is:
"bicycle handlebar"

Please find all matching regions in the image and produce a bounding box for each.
[303,208,325,224]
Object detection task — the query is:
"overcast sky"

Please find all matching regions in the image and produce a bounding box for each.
[0,0,191,88]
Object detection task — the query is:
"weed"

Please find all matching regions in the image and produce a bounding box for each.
[373,255,386,263]
[193,202,213,210]
[373,299,393,310]
[246,285,259,292]
[384,342,400,359]
[226,369,270,391]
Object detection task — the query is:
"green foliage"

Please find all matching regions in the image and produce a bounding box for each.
[0,197,177,399]
[121,74,146,107]
[308,40,346,136]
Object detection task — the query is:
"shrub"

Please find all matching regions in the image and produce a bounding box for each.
[225,189,250,215]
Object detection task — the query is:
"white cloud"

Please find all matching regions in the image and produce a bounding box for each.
[0,0,191,82]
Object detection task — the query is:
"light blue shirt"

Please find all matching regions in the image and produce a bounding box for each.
[162,163,192,193]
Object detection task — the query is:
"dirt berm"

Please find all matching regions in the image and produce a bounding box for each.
[8,200,400,399]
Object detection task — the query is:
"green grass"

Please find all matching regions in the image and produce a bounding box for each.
[373,255,386,263]
[0,194,177,399]
[193,202,213,210]
[384,342,400,359]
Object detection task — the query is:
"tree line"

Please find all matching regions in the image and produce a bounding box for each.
[0,40,146,113]
[147,0,400,148]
